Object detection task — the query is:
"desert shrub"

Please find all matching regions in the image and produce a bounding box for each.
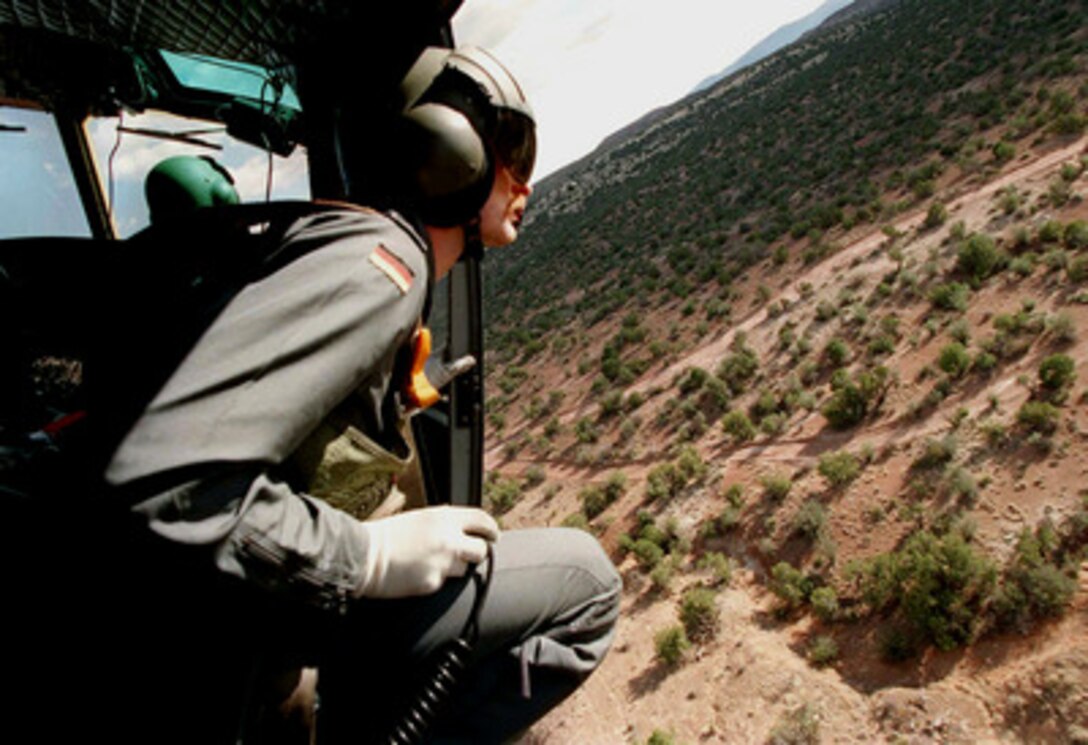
[761,473,793,502]
[992,524,1076,632]
[807,635,839,667]
[924,202,948,228]
[818,450,860,487]
[724,483,745,507]
[523,465,546,488]
[1038,220,1064,244]
[1046,312,1077,345]
[768,704,820,745]
[645,462,686,502]
[957,233,1006,283]
[676,445,707,482]
[574,417,599,444]
[649,558,677,592]
[792,500,828,540]
[717,337,760,394]
[597,389,624,419]
[632,539,665,572]
[1064,220,1088,249]
[679,587,719,643]
[646,731,677,745]
[770,562,810,610]
[823,338,850,367]
[579,485,609,519]
[810,587,839,623]
[677,366,709,395]
[1038,353,1076,393]
[929,282,970,312]
[485,477,522,515]
[913,435,957,469]
[857,530,997,650]
[653,625,690,667]
[580,472,625,519]
[721,409,757,443]
[821,379,868,429]
[560,512,591,532]
[1017,401,1060,434]
[697,552,734,587]
[697,375,731,417]
[938,342,972,378]
[992,141,1016,164]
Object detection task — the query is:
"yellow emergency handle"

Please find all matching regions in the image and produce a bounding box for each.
[406,326,441,410]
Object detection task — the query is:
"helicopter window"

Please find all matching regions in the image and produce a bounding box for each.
[0,106,92,240]
[86,110,311,238]
[159,50,301,112]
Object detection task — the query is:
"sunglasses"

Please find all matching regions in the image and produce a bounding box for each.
[493,109,536,185]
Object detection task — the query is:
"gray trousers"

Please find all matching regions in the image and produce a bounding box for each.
[317,527,622,744]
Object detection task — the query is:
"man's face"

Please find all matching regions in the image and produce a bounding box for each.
[479,165,532,248]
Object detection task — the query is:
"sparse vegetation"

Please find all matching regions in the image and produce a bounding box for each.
[654,625,690,667]
[679,587,719,643]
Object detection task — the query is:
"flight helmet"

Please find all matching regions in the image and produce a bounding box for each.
[145,155,240,223]
[398,46,536,227]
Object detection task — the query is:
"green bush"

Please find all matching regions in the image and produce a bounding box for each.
[992,524,1077,632]
[929,282,970,312]
[679,587,719,643]
[992,141,1016,163]
[858,530,997,650]
[697,552,734,587]
[810,587,839,623]
[761,473,793,502]
[581,473,625,519]
[645,462,686,501]
[770,562,810,610]
[632,538,665,572]
[792,500,828,540]
[823,338,850,367]
[574,417,599,444]
[807,635,839,667]
[653,626,690,667]
[646,731,677,745]
[649,558,676,592]
[938,342,972,378]
[957,233,1006,283]
[484,477,522,515]
[717,339,760,394]
[1038,353,1076,392]
[768,704,820,745]
[818,450,860,487]
[821,380,868,429]
[913,435,957,469]
[676,445,707,482]
[721,409,757,443]
[924,202,948,228]
[1064,220,1088,249]
[1017,401,1060,434]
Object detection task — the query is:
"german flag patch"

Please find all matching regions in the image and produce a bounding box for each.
[368,244,415,294]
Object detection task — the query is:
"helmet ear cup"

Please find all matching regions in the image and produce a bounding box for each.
[401,102,494,226]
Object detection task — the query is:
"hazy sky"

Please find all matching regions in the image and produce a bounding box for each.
[453,0,828,179]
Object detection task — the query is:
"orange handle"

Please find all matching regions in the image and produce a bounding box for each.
[406,326,441,410]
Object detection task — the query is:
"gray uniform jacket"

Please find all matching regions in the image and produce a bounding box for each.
[104,207,431,612]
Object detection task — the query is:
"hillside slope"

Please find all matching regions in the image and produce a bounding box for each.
[497,133,1088,745]
[477,0,1088,742]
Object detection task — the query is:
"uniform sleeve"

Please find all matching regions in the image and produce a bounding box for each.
[105,209,429,612]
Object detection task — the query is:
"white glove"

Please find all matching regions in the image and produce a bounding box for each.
[354,506,500,599]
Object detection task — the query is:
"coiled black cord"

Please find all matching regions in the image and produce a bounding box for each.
[385,545,496,745]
